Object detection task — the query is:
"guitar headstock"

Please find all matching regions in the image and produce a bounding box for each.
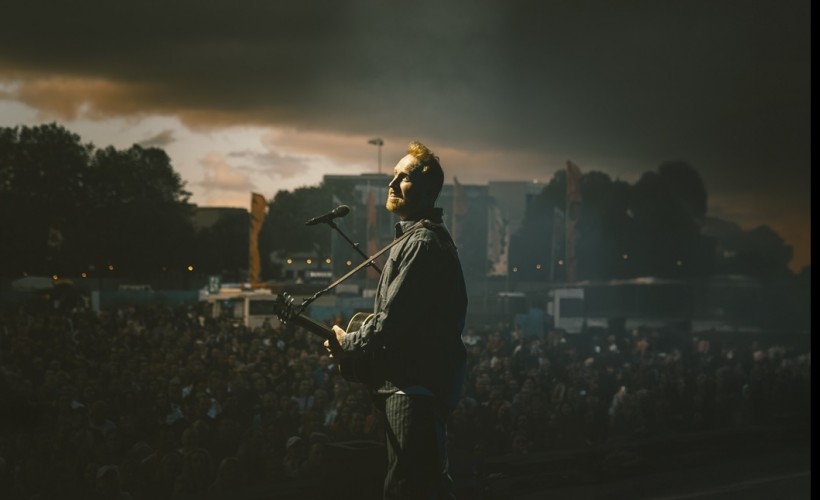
[272,292,299,324]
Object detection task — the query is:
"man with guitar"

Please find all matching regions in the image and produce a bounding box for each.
[326,141,467,500]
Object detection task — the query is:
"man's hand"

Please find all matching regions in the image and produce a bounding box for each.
[323,325,346,357]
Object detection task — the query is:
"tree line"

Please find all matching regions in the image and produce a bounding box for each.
[508,162,799,284]
[1,124,194,281]
[0,124,807,296]
[0,124,352,285]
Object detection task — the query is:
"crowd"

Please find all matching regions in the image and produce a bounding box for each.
[0,300,811,499]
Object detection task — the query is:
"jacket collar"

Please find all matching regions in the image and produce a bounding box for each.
[395,207,444,237]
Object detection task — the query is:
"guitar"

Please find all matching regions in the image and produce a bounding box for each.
[272,293,373,383]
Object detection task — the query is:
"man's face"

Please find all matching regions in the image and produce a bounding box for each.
[386,154,430,219]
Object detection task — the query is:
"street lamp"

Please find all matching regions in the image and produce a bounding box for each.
[368,138,384,174]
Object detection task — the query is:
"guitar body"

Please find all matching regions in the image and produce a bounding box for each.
[272,293,374,383]
[337,312,375,382]
[346,312,373,335]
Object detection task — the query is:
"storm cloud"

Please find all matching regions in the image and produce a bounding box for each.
[0,0,810,269]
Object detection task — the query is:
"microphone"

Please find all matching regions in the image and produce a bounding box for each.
[305,205,350,226]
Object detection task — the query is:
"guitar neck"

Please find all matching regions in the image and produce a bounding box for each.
[291,314,335,342]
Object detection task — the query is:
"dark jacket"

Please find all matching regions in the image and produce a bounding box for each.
[341,208,467,412]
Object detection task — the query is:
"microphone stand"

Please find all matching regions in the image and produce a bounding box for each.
[326,220,382,274]
[292,219,428,317]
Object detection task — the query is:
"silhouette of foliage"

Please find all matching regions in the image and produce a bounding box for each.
[509,160,793,282]
[0,123,193,278]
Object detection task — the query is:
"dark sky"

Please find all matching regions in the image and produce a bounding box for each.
[0,0,810,270]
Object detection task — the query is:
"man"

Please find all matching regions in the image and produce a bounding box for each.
[326,141,468,499]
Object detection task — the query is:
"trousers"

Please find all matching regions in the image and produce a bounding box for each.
[374,392,455,500]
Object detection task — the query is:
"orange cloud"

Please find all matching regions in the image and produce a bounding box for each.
[10,75,141,120]
[199,152,254,192]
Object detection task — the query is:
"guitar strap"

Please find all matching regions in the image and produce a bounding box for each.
[294,219,428,315]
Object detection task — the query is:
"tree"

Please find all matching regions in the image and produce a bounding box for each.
[510,161,714,283]
[0,124,93,276]
[193,209,249,281]
[87,145,194,275]
[657,161,708,222]
[507,171,569,282]
[629,162,712,278]
[575,172,633,281]
[711,223,794,281]
[0,124,195,279]
[258,185,335,280]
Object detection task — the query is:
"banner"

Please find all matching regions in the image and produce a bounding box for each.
[565,161,582,282]
[452,176,468,247]
[487,204,509,276]
[248,192,267,284]
[551,207,565,281]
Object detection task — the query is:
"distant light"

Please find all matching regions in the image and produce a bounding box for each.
[512,267,518,273]
[676,260,683,267]
[187,265,194,272]
[52,274,59,280]
[557,259,565,266]
[346,260,353,266]
[325,258,332,264]
[622,253,629,260]
[81,272,87,278]
[306,259,313,265]
[108,265,114,271]
[162,266,167,272]
[535,264,542,270]
[22,272,28,277]
[286,259,293,265]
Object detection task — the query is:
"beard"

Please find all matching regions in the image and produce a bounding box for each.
[385,196,406,215]
[387,189,427,219]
